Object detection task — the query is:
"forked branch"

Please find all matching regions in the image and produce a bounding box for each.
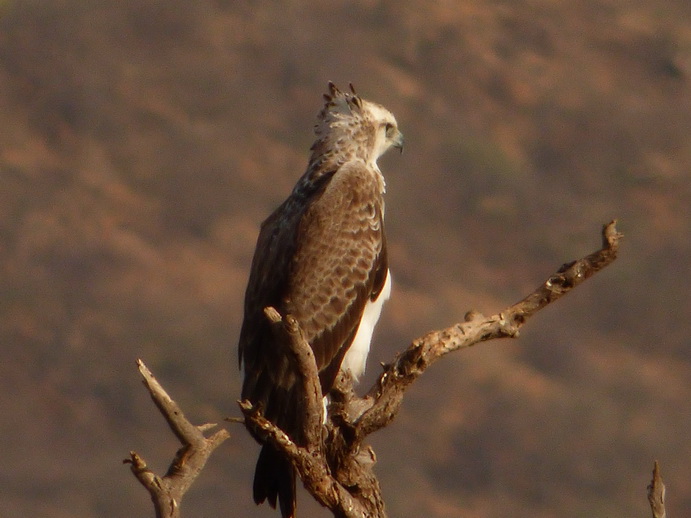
[124,359,230,518]
[240,311,372,517]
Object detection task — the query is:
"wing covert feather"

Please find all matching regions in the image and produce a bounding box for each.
[286,161,386,380]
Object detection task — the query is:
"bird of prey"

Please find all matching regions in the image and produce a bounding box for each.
[238,82,403,518]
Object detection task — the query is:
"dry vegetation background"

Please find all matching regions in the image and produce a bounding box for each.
[1,0,690,517]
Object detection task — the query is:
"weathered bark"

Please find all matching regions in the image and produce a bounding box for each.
[124,360,230,518]
[647,461,667,518]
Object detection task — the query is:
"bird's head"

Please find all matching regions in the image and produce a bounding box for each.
[313,82,403,167]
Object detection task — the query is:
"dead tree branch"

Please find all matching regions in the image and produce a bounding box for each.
[241,310,371,518]
[351,219,622,436]
[264,307,324,449]
[125,359,230,518]
[240,221,622,518]
[647,460,667,518]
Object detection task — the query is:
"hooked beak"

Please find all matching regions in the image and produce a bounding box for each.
[392,130,404,154]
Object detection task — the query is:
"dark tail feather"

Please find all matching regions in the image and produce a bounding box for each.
[254,444,296,518]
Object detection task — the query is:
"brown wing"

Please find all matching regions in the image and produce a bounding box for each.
[238,189,318,406]
[239,159,386,399]
[285,160,386,392]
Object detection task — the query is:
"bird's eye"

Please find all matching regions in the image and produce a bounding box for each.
[384,122,395,137]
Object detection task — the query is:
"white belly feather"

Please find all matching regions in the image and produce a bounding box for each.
[340,269,391,381]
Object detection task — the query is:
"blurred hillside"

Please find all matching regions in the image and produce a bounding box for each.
[1,0,689,517]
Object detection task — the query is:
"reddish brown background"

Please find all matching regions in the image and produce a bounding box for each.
[1,1,689,516]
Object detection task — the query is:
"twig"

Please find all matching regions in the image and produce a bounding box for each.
[124,359,230,518]
[647,460,666,518]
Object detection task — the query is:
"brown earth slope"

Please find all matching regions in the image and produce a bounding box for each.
[0,1,689,517]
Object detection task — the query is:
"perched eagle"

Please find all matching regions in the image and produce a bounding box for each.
[238,83,403,518]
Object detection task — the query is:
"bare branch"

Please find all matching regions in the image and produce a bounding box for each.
[351,220,622,436]
[647,460,666,518]
[239,400,366,517]
[125,359,230,518]
[264,306,324,448]
[241,309,372,518]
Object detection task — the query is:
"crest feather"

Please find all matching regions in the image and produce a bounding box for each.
[321,82,362,114]
[308,82,396,183]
